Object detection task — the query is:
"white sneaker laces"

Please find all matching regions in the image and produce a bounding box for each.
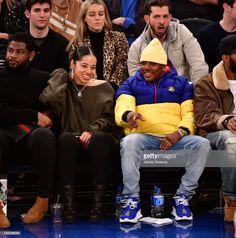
[175,196,189,206]
[125,198,138,209]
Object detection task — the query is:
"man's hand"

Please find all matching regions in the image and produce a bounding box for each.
[160,131,182,150]
[80,131,92,149]
[112,17,125,26]
[127,112,145,129]
[226,117,236,133]
[37,112,52,128]
[0,33,9,40]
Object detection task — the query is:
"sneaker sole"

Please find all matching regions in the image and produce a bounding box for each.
[171,208,193,221]
[119,210,142,224]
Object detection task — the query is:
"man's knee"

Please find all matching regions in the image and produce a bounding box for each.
[121,133,144,150]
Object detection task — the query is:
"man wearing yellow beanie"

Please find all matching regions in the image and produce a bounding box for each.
[115,38,210,223]
[128,0,208,84]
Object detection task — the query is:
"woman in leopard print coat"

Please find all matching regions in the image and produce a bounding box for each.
[67,0,128,89]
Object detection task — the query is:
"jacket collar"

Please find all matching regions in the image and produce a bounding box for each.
[212,61,229,90]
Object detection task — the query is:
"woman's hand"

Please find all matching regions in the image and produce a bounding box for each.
[80,131,92,149]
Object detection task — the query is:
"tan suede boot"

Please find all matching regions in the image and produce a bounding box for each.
[222,192,236,222]
[22,196,48,224]
[0,207,11,228]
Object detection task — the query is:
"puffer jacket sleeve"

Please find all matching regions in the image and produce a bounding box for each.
[115,78,136,127]
[39,68,68,116]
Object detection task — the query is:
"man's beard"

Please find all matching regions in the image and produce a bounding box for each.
[5,60,30,72]
[149,24,167,38]
[229,56,236,74]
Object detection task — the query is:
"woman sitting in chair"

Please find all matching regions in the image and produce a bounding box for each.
[40,46,121,223]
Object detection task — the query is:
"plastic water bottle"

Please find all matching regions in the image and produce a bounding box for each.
[115,185,124,217]
[151,186,164,218]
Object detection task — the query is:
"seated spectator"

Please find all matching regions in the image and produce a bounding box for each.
[0,32,56,228]
[68,0,128,90]
[40,46,121,223]
[49,0,83,41]
[197,0,236,72]
[115,38,210,223]
[104,0,148,46]
[0,0,28,68]
[170,0,221,21]
[128,0,208,83]
[25,0,69,73]
[194,35,236,223]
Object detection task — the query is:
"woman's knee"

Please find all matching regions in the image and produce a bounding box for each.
[57,132,79,148]
[90,131,115,147]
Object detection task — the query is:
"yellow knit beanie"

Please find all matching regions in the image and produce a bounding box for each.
[140,38,167,65]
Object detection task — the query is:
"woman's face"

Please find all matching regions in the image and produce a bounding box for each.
[72,55,97,84]
[84,4,105,32]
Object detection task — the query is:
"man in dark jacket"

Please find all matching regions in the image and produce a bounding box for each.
[25,0,69,73]
[0,32,56,228]
[194,34,236,222]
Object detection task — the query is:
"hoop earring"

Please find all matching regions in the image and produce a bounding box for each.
[70,68,74,80]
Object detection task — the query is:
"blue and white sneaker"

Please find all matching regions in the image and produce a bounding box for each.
[119,197,142,223]
[171,194,193,221]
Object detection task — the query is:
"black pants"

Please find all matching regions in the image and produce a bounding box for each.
[0,127,56,198]
[57,131,119,186]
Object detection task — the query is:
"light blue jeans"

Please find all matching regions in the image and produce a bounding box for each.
[207,130,236,199]
[120,133,210,199]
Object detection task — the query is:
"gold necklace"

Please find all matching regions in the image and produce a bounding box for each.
[53,0,70,32]
[72,81,88,98]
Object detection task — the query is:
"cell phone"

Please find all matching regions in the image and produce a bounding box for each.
[73,133,81,139]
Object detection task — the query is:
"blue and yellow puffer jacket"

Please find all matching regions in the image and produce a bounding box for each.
[115,65,196,136]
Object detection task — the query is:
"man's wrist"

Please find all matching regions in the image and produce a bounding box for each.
[222,116,234,129]
[122,111,132,122]
[178,128,188,137]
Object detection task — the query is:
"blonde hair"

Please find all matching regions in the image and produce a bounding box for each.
[5,0,16,9]
[67,0,112,50]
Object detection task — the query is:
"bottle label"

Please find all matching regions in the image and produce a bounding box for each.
[153,195,164,206]
[116,195,121,203]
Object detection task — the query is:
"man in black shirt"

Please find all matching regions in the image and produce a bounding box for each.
[25,0,69,73]
[197,0,236,71]
[0,32,56,228]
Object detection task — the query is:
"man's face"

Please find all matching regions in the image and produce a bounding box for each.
[229,53,236,73]
[144,6,172,40]
[6,41,35,69]
[226,1,236,20]
[141,61,164,82]
[25,3,51,30]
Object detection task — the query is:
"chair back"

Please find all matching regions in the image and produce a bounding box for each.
[180,18,213,37]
